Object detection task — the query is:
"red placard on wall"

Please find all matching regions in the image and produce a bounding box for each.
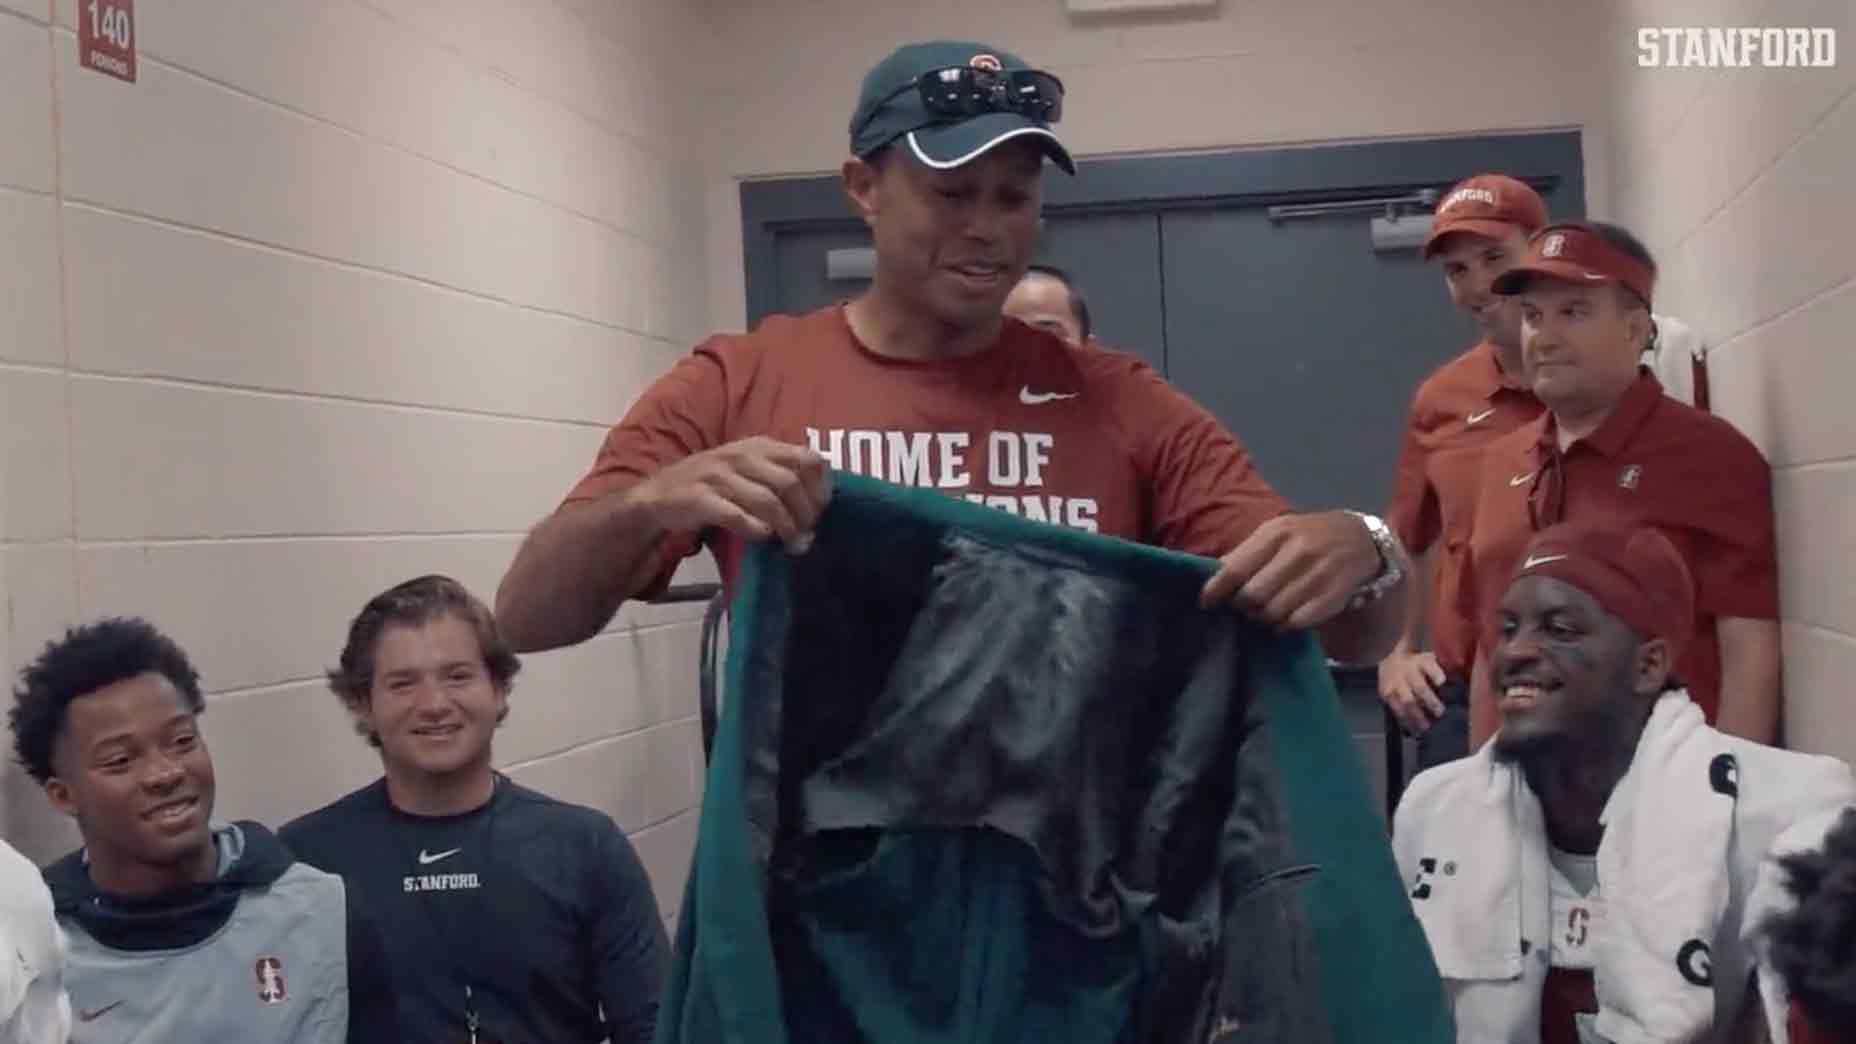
[79,0,137,83]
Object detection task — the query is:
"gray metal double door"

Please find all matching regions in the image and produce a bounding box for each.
[1043,207,1463,514]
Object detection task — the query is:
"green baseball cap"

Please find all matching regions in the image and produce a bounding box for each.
[849,40,1075,175]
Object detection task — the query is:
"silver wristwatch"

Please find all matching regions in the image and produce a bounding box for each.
[1345,511,1405,609]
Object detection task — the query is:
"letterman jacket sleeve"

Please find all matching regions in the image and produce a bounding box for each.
[590,819,671,1044]
[344,891,400,1044]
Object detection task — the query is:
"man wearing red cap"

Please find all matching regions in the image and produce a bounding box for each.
[1380,174,1548,766]
[498,40,1410,666]
[1461,221,1780,748]
[1394,521,1854,1044]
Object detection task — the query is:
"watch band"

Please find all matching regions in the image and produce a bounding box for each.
[1345,511,1405,609]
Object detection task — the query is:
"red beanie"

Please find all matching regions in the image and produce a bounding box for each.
[1504,522,1695,661]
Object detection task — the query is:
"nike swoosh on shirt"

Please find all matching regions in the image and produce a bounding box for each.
[418,847,461,866]
[1019,386,1079,405]
[1466,408,1497,425]
[1509,472,1536,487]
[78,1000,123,1022]
[1522,554,1568,570]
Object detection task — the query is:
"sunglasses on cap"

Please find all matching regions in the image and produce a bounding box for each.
[860,66,1065,136]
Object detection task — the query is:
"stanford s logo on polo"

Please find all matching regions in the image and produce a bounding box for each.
[969,53,1003,72]
[256,956,288,1004]
[1541,233,1567,258]
[1618,464,1643,489]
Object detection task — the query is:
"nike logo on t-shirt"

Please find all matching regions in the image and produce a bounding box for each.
[418,847,461,866]
[1522,554,1568,570]
[1510,472,1535,487]
[1466,408,1496,425]
[1020,386,1078,405]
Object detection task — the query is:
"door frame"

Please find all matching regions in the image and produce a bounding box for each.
[739,130,1585,328]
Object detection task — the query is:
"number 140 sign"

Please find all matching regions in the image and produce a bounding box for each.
[80,0,136,83]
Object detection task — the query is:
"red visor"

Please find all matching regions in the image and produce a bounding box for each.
[1492,223,1656,308]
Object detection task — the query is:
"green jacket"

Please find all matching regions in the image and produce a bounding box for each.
[658,473,1450,1043]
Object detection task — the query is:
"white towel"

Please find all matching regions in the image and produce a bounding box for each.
[1398,692,1735,1043]
[1592,695,1737,1043]
[1419,761,1548,982]
[1397,735,1552,1041]
[1645,314,1709,408]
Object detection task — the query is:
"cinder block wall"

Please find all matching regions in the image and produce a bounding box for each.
[0,0,713,925]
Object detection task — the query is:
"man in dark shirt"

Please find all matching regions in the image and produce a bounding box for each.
[281,575,667,1044]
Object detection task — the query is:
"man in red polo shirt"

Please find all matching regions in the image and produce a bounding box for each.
[1380,174,1548,767]
[1462,221,1780,747]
